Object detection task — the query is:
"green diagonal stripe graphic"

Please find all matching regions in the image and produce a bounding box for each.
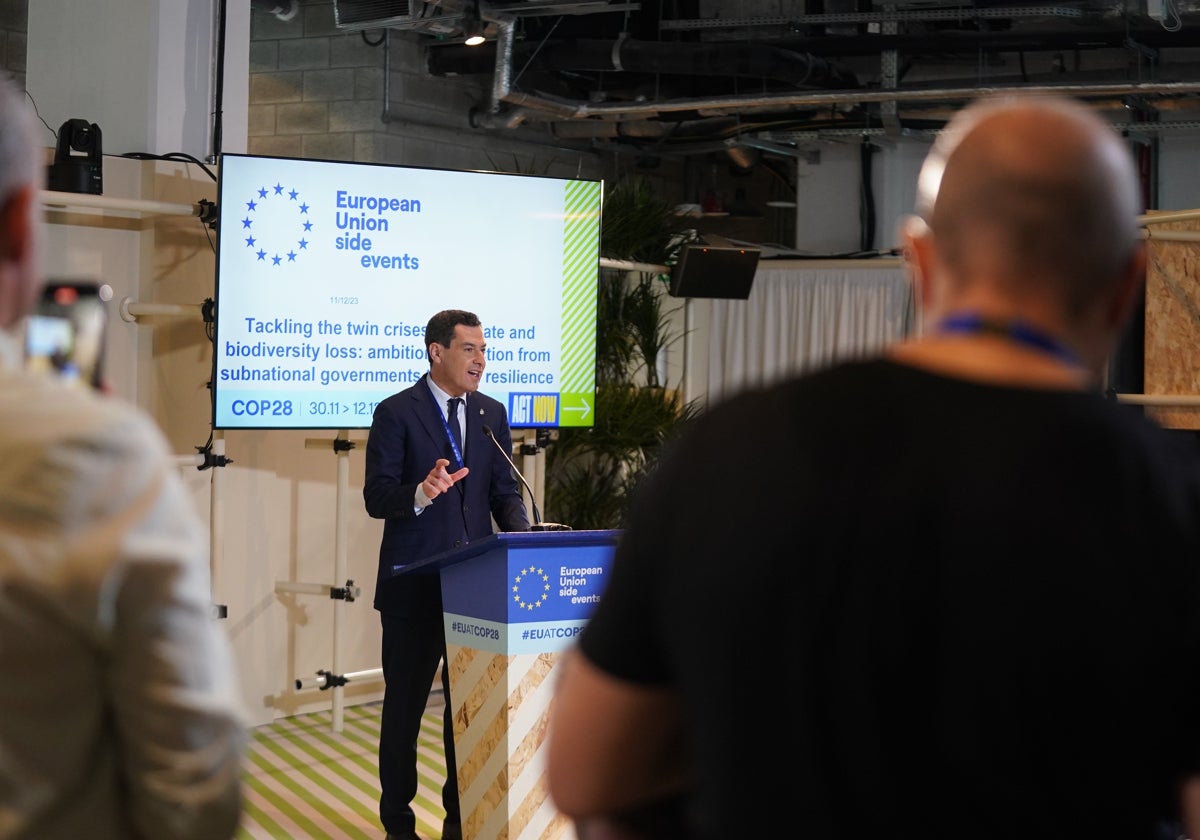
[559,180,602,426]
[237,706,449,840]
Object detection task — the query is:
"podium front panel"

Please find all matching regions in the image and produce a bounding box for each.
[442,540,613,655]
[431,530,619,840]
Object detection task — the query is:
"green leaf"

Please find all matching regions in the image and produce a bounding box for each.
[544,177,701,530]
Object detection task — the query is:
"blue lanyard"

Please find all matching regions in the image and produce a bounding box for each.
[935,313,1082,366]
[438,400,465,470]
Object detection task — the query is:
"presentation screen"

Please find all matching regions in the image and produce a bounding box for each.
[212,153,603,430]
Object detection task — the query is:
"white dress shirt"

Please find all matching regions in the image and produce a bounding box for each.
[413,377,466,512]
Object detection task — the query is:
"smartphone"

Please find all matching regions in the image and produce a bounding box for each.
[24,280,109,389]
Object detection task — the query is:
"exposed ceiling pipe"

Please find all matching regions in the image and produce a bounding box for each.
[429,26,1197,76]
[481,77,1200,124]
[209,0,227,163]
[548,120,676,139]
[466,16,1200,151]
[478,17,1200,126]
[519,37,859,90]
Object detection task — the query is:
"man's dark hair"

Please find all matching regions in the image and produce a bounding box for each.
[425,309,481,361]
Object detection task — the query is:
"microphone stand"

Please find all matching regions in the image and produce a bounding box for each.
[482,425,571,532]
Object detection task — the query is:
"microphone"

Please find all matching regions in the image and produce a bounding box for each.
[482,424,571,532]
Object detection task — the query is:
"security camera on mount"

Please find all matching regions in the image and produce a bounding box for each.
[47,118,103,195]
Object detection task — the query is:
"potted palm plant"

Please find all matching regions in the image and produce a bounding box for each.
[544,178,700,530]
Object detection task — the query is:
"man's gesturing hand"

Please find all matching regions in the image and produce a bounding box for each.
[422,457,469,501]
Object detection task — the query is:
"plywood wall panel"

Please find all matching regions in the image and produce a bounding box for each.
[1144,214,1200,430]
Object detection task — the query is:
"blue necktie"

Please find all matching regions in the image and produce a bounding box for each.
[447,397,464,469]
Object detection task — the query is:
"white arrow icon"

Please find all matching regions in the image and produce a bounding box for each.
[561,397,592,422]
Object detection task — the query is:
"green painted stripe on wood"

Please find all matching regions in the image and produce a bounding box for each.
[255,733,381,829]
[268,718,382,799]
[242,754,345,840]
[238,705,448,840]
[235,796,293,840]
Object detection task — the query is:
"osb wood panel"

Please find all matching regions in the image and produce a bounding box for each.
[1144,213,1200,430]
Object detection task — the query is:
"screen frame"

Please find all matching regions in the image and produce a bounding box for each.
[211,152,603,431]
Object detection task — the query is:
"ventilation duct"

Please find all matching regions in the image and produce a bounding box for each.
[333,0,413,30]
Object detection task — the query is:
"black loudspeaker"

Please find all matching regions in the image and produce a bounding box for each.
[668,236,761,299]
[47,119,102,195]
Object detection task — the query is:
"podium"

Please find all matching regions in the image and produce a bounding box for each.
[399,529,621,840]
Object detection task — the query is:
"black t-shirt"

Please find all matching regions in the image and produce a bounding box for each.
[580,359,1200,840]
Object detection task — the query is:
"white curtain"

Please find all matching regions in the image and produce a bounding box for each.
[705,264,913,405]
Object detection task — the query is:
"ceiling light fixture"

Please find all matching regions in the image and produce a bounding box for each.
[463,1,486,46]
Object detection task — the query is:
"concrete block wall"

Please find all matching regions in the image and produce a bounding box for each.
[248,0,608,181]
[248,0,383,162]
[0,0,25,91]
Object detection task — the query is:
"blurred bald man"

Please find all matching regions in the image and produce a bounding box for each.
[546,95,1200,840]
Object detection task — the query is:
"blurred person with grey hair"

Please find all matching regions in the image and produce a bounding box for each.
[0,76,246,839]
[547,94,1200,839]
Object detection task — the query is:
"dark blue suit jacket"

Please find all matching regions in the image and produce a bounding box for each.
[364,373,529,612]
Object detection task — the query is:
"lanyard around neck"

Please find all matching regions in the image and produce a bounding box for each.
[934,312,1082,367]
[438,397,465,469]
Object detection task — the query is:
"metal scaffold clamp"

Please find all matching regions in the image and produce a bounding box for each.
[299,669,348,691]
[330,579,360,602]
[197,446,232,471]
[197,198,218,229]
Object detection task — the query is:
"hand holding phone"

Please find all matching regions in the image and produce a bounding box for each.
[24,281,110,389]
